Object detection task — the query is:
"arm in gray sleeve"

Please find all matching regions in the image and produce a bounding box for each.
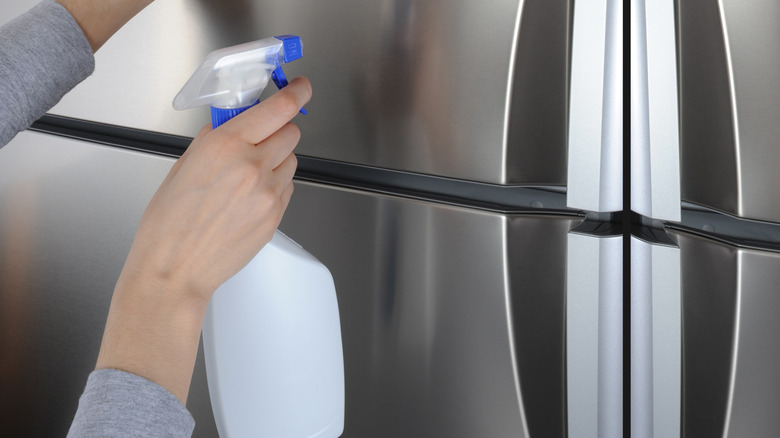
[0,0,95,147]
[67,369,196,438]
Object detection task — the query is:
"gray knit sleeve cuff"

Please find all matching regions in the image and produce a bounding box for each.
[0,0,95,147]
[67,369,196,438]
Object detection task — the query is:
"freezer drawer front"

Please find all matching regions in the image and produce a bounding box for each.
[670,230,780,437]
[677,1,780,224]
[1,0,573,186]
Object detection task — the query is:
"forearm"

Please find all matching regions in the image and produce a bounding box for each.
[55,0,154,52]
[95,267,208,405]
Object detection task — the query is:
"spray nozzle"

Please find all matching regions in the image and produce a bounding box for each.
[173,35,306,127]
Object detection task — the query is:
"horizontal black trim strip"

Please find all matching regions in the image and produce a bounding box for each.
[30,114,191,157]
[668,204,780,253]
[294,156,580,215]
[30,114,585,216]
[629,207,780,253]
[666,224,780,254]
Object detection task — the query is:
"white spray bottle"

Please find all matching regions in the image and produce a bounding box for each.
[172,36,345,438]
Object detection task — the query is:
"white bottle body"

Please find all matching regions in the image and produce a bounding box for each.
[202,230,345,438]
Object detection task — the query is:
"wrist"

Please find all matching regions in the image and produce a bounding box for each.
[95,265,210,404]
[113,265,212,316]
[118,237,220,305]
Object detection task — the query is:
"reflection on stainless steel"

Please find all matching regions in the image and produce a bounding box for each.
[677,1,780,223]
[728,249,780,435]
[0,132,223,436]
[282,182,580,437]
[496,0,572,184]
[507,215,577,437]
[567,232,623,438]
[566,0,622,213]
[0,131,579,437]
[631,235,680,438]
[650,240,681,438]
[631,0,681,222]
[0,0,573,185]
[675,230,736,437]
[672,230,780,436]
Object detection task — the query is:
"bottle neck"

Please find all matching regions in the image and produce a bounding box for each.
[210,100,260,128]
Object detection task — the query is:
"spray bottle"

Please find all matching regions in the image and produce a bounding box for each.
[173,36,345,438]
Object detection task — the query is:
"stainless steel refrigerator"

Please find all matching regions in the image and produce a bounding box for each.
[0,1,624,437]
[633,1,780,436]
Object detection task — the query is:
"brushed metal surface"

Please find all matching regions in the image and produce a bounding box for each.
[631,235,681,438]
[282,184,581,438]
[0,132,221,436]
[724,249,780,435]
[677,1,780,223]
[1,0,572,185]
[566,0,623,212]
[631,236,653,438]
[631,0,653,219]
[598,234,623,438]
[672,229,780,437]
[631,0,681,222]
[507,214,580,437]
[651,240,682,438]
[675,230,737,437]
[0,131,579,437]
[566,233,600,438]
[567,232,623,438]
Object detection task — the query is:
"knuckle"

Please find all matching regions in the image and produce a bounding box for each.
[285,121,301,136]
[286,123,302,143]
[207,128,240,150]
[235,161,261,188]
[282,182,295,204]
[258,188,280,211]
[288,153,299,169]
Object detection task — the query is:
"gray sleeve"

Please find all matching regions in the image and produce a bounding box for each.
[0,0,95,147]
[67,369,196,438]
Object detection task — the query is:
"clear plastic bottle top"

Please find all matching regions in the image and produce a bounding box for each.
[173,36,302,111]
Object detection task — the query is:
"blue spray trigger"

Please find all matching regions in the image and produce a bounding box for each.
[272,66,307,115]
[271,66,289,90]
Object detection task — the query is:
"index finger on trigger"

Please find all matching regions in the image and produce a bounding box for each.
[220,77,312,146]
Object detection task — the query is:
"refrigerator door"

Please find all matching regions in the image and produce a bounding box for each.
[281,185,581,437]
[1,0,573,186]
[0,131,582,437]
[630,0,681,222]
[630,234,681,438]
[677,1,780,223]
[668,229,780,436]
[566,230,622,438]
[566,0,623,212]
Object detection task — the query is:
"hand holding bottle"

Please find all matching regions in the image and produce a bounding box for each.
[95,76,312,404]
